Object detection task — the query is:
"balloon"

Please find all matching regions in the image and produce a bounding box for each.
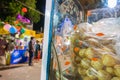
[16,14,30,24]
[22,7,27,13]
[9,26,17,34]
[16,14,21,19]
[17,23,21,26]
[15,34,19,38]
[16,26,22,32]
[20,28,25,34]
[4,24,11,31]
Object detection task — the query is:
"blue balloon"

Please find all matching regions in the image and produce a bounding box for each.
[9,26,17,34]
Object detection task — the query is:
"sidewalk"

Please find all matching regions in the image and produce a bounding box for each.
[0,60,42,80]
[0,63,26,70]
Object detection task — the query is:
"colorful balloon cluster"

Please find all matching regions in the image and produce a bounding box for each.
[3,7,29,37]
[15,22,26,35]
[4,24,16,34]
[3,23,26,35]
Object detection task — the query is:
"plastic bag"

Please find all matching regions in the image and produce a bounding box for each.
[70,17,120,80]
[92,18,120,35]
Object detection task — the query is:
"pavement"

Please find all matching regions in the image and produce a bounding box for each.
[0,60,42,80]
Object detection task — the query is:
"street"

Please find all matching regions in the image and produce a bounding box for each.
[0,60,41,80]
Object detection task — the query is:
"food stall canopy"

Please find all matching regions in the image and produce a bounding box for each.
[35,33,44,38]
[0,28,9,34]
[24,29,36,37]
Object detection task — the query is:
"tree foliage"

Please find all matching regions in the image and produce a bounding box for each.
[0,0,40,24]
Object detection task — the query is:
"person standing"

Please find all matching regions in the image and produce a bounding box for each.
[28,37,34,66]
[40,39,43,59]
[34,40,41,62]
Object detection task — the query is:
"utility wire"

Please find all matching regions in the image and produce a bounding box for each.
[15,0,45,16]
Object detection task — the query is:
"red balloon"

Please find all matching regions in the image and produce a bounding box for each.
[22,7,27,13]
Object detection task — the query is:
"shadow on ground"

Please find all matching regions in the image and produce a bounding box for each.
[0,65,24,71]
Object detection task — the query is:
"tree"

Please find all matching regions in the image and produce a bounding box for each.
[0,0,40,24]
[24,0,40,23]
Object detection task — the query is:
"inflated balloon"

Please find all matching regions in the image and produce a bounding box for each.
[16,14,30,24]
[16,26,21,32]
[20,28,25,34]
[9,26,17,34]
[15,34,19,38]
[16,14,21,19]
[4,24,11,31]
[17,23,21,26]
[22,18,30,23]
[22,7,27,13]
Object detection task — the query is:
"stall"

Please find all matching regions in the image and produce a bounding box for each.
[41,0,120,80]
[24,29,36,37]
[10,30,33,64]
[0,24,30,65]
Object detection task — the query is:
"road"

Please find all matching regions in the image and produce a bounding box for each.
[0,60,41,80]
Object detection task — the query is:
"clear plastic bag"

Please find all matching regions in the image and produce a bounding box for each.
[70,17,120,80]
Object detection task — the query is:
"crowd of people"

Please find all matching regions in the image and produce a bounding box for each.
[0,35,43,66]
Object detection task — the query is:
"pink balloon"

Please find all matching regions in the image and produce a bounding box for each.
[4,24,11,31]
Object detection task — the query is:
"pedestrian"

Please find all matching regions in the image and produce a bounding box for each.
[34,40,41,62]
[40,39,43,59]
[28,37,34,66]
